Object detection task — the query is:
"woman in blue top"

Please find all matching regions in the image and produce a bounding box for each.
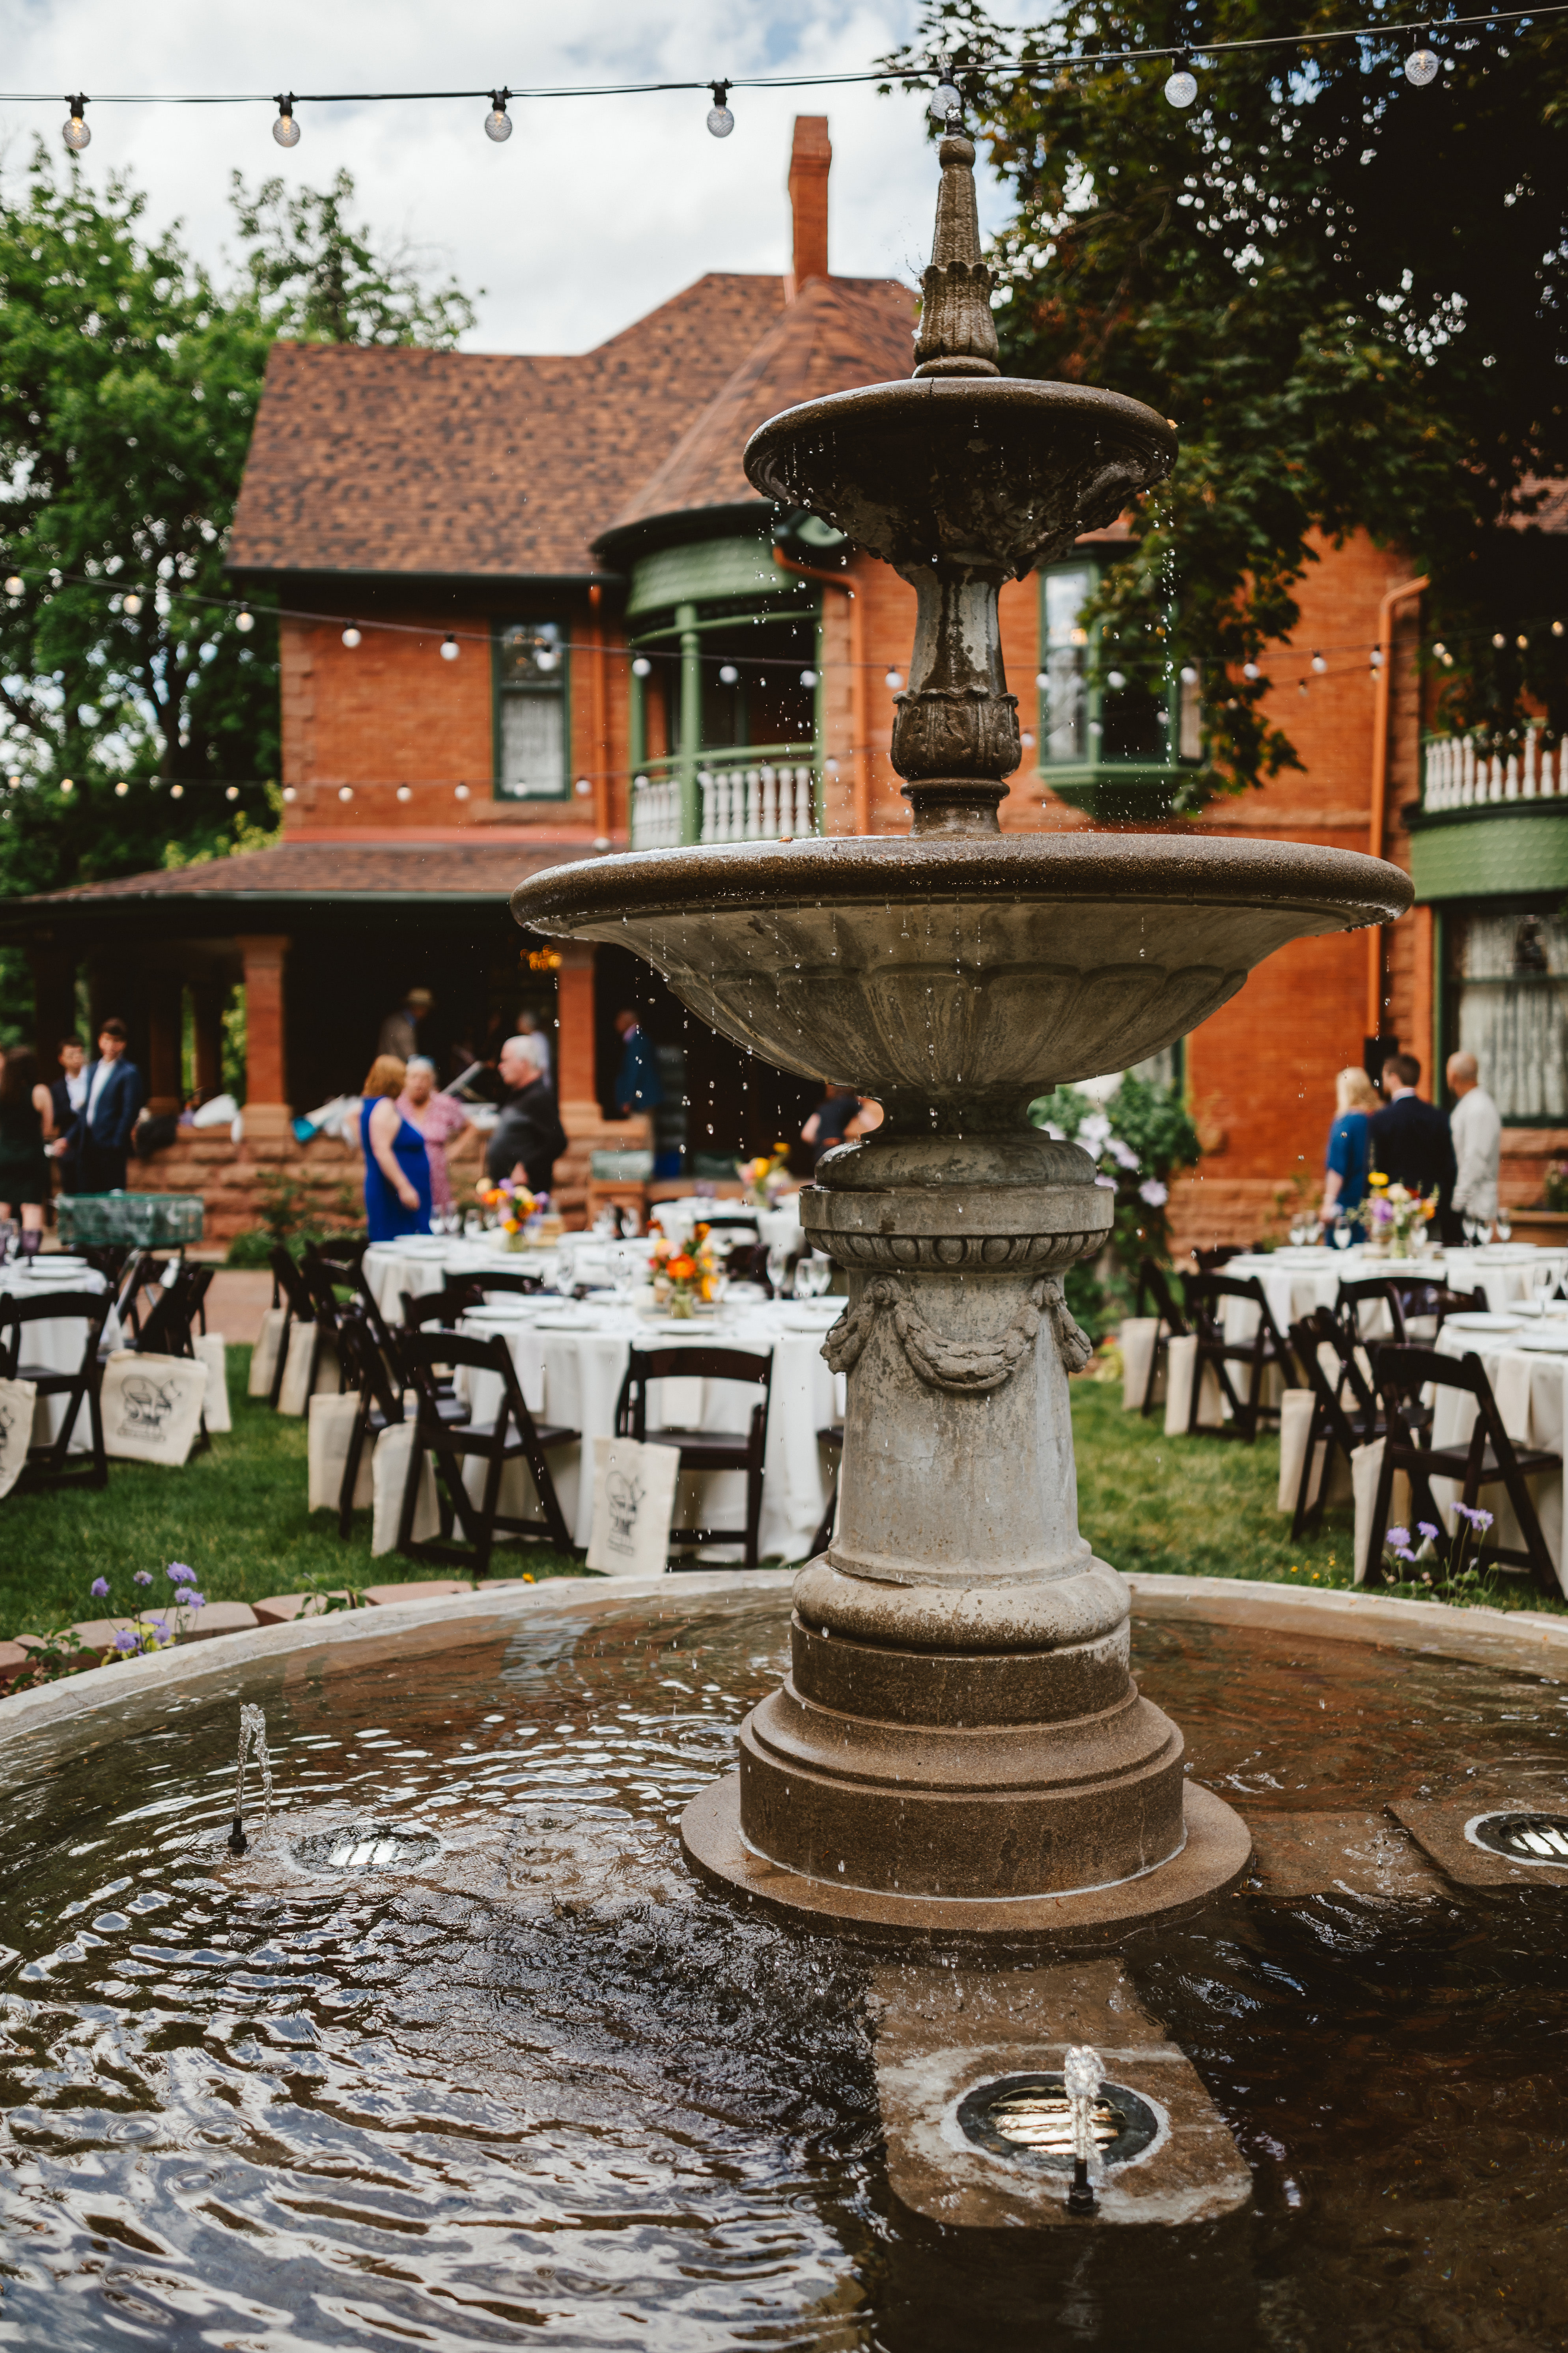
[1320,1065,1380,1230]
[360,1054,432,1242]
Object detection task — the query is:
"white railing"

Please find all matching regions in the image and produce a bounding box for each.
[629,772,681,850]
[699,761,817,843]
[1423,724,1564,810]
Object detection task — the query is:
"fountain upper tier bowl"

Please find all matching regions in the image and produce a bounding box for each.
[510,832,1412,1125]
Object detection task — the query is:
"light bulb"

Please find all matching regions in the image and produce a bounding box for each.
[929,79,963,125]
[342,626,361,648]
[4,576,21,597]
[631,655,651,677]
[574,776,593,797]
[1020,729,1035,748]
[1107,668,1126,689]
[1492,632,1506,648]
[707,82,734,138]
[1311,651,1327,673]
[1180,664,1198,685]
[283,786,297,802]
[338,786,353,801]
[1370,647,1384,669]
[62,97,90,153]
[455,784,470,801]
[59,778,73,793]
[1242,661,1260,680]
[1164,54,1198,108]
[1554,621,1565,638]
[1404,33,1439,86]
[1516,633,1529,649]
[273,96,301,148]
[719,663,739,685]
[485,90,513,142]
[122,592,142,616]
[170,783,182,799]
[1034,669,1049,689]
[440,634,459,661]
[1442,651,1455,667]
[885,668,904,689]
[395,784,411,802]
[1432,640,1447,658]
[225,785,239,801]
[114,780,128,797]
[6,776,16,789]
[235,607,254,634]
[800,667,819,687]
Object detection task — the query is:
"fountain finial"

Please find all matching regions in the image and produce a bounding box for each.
[912,135,1000,379]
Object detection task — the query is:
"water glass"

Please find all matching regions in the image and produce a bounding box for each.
[765,1244,791,1298]
[1333,1218,1352,1252]
[1496,1211,1512,1243]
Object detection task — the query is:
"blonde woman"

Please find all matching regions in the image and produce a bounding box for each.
[359,1054,431,1241]
[1320,1065,1381,1229]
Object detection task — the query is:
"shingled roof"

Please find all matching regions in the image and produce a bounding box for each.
[7,839,576,910]
[597,275,914,552]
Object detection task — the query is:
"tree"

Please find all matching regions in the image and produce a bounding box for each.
[889,2,1568,798]
[231,169,478,347]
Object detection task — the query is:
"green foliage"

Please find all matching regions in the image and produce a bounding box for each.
[1031,1075,1202,1331]
[890,2,1568,793]
[226,1172,364,1266]
[231,170,478,347]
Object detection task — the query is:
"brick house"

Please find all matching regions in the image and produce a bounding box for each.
[3,115,1565,1242]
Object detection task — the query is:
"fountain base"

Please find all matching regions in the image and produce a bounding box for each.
[681,1774,1250,1948]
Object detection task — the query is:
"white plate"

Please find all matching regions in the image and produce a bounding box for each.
[1443,1312,1524,1333]
[1519,1329,1568,1352]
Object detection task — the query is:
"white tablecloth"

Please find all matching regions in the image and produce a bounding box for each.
[1350,1321,1568,1596]
[363,1238,554,1322]
[1220,1245,1568,1344]
[0,1266,114,1451]
[449,1298,845,1560]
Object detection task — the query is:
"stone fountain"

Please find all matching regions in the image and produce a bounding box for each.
[511,132,1411,1950]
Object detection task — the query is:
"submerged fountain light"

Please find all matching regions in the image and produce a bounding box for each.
[1468,1812,1568,1863]
[510,116,1410,1947]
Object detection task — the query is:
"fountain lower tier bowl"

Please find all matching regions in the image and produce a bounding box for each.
[510,832,1411,1123]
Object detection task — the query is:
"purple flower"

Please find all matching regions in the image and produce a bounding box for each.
[90,1577,108,1599]
[1472,1509,1493,1531]
[1094,1175,1116,1190]
[1393,1545,1416,1564]
[111,1628,138,1654]
[1107,1137,1141,1172]
[183,1592,205,1610]
[167,1562,196,1586]
[1387,1526,1410,1548]
[1139,1178,1169,1208]
[1417,1523,1438,1541]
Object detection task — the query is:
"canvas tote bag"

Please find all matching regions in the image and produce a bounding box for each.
[0,1378,35,1499]
[370,1421,441,1556]
[586,1436,681,1577]
[278,1321,341,1417]
[101,1350,208,1467]
[194,1332,231,1433]
[308,1390,373,1514]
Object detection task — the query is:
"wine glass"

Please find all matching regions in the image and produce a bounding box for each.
[1496,1210,1512,1244]
[800,1252,833,1300]
[765,1244,791,1299]
[1333,1216,1352,1252]
[1531,1262,1557,1316]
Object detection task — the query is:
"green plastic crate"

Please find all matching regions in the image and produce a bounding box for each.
[58,1192,205,1248]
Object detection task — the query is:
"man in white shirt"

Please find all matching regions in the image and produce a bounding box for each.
[1447,1051,1501,1230]
[515,1009,552,1087]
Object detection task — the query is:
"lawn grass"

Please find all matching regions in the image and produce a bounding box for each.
[0,1351,1559,1649]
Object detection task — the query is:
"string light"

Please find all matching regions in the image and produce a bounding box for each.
[1369,647,1384,669]
[1311,651,1328,673]
[485,88,513,142]
[62,95,90,152]
[718,663,739,684]
[1164,50,1198,107]
[60,778,73,792]
[455,783,470,799]
[396,784,411,801]
[337,785,353,801]
[1492,632,1507,647]
[342,626,361,647]
[123,592,142,616]
[1555,621,1566,638]
[114,779,128,796]
[234,606,254,634]
[575,776,593,796]
[440,634,459,661]
[225,784,239,800]
[928,62,963,123]
[272,93,300,148]
[282,786,297,801]
[1405,24,1441,82]
[1107,668,1127,688]
[707,81,734,137]
[885,668,904,689]
[3,577,21,597]
[1516,632,1528,648]
[170,783,182,797]
[1242,660,1260,680]
[631,655,651,677]
[800,667,819,687]
[1180,664,1198,684]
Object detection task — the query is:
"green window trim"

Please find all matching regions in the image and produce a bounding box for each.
[1034,558,1199,817]
[492,618,571,802]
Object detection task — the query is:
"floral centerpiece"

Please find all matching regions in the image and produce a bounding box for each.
[651,1222,719,1318]
[477,1178,539,1248]
[738,1142,793,1209]
[1361,1173,1436,1259]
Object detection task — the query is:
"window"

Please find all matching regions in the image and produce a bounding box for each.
[1043,565,1090,761]
[1037,561,1195,771]
[495,620,567,799]
[1451,908,1568,1120]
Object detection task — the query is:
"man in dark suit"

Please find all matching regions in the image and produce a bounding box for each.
[1370,1052,1459,1241]
[59,1019,145,1194]
[48,1037,88,1195]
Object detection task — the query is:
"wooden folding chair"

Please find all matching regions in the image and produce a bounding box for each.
[1180,1273,1297,1442]
[1333,1275,1409,1345]
[397,1327,578,1574]
[267,1245,315,1407]
[0,1290,111,1490]
[1286,1308,1383,1539]
[1132,1259,1189,1416]
[333,1308,405,1540]
[1366,1342,1562,1597]
[615,1346,774,1567]
[1191,1245,1246,1276]
[134,1262,213,1360]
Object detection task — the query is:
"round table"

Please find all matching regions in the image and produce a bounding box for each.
[0,1263,114,1452]
[362,1237,555,1322]
[1221,1243,1568,1344]
[450,1296,845,1561]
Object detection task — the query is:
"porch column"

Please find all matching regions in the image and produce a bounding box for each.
[235,934,292,1144]
[555,941,598,1135]
[27,946,77,1075]
[192,981,227,1099]
[146,970,184,1115]
[677,599,702,846]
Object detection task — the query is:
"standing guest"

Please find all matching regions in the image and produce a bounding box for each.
[487,1034,566,1196]
[1447,1050,1501,1233]
[1318,1066,1380,1229]
[359,1054,431,1242]
[378,986,433,1062]
[398,1056,470,1217]
[49,1038,87,1196]
[59,1019,144,1193]
[1370,1052,1458,1239]
[612,1008,664,1118]
[0,1047,55,1230]
[515,1008,553,1088]
[801,1084,874,1167]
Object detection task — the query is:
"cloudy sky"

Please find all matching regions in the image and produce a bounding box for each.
[0,0,1033,351]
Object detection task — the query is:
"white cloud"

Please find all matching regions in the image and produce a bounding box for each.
[0,0,1027,352]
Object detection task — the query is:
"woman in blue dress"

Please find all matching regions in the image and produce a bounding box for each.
[1320,1065,1380,1231]
[360,1055,432,1242]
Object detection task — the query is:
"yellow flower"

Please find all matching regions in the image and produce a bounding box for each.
[1368,1172,1389,1190]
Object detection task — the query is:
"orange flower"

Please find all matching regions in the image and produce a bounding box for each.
[668,1254,696,1282]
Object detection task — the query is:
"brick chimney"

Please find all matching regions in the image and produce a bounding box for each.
[786,116,831,299]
